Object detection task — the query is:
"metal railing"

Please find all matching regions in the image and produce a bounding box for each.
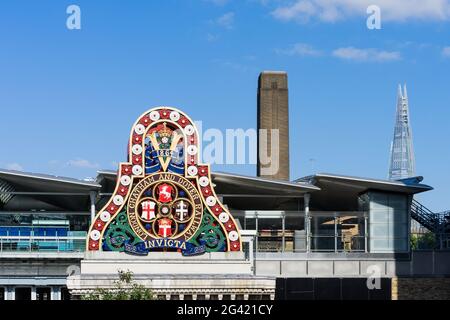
[256,235,366,253]
[0,234,86,253]
[411,199,450,250]
[411,199,449,232]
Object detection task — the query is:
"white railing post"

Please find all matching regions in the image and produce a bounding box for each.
[364,215,368,253]
[334,213,338,253]
[304,193,311,253]
[90,191,97,224]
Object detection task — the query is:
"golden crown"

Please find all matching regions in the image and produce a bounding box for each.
[158,122,173,138]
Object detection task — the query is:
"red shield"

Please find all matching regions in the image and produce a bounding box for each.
[157,184,173,203]
[158,218,172,238]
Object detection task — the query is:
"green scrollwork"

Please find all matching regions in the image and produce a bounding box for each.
[102,209,140,251]
[189,210,226,252]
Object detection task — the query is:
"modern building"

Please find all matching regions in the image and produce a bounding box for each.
[389,84,416,180]
[1,166,447,300]
[0,75,449,301]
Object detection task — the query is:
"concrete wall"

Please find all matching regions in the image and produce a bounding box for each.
[0,258,80,286]
[255,251,450,278]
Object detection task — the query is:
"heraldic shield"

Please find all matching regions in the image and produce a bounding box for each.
[87,107,242,254]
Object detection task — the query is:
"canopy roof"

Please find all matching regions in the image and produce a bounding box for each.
[0,168,433,212]
[0,169,100,211]
[298,173,433,211]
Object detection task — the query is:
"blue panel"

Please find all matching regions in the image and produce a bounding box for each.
[9,228,19,236]
[19,227,31,236]
[45,228,56,236]
[56,228,68,236]
[34,228,45,236]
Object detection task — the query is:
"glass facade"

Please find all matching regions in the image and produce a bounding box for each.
[0,213,90,231]
[0,212,89,253]
[364,192,410,253]
[241,212,306,252]
[237,210,367,253]
[311,213,366,252]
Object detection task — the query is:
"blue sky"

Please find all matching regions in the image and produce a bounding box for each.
[0,0,449,211]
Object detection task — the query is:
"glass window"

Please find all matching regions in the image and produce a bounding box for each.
[368,192,409,253]
[310,214,366,252]
[257,218,282,252]
[311,216,335,252]
[336,215,365,252]
[285,215,306,252]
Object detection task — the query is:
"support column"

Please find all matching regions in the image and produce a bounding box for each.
[364,215,368,253]
[281,212,286,253]
[89,191,97,224]
[31,286,36,301]
[304,193,310,253]
[255,214,259,254]
[51,287,61,300]
[250,235,255,275]
[6,286,15,300]
[334,214,338,253]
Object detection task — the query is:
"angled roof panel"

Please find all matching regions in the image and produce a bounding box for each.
[301,173,432,194]
[96,169,320,196]
[0,169,101,190]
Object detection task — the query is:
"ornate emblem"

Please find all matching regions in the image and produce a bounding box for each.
[87,107,241,253]
[127,173,202,241]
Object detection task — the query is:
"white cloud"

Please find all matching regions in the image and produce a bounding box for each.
[66,159,100,169]
[274,43,400,62]
[205,0,230,5]
[216,12,235,29]
[5,163,24,171]
[442,46,450,57]
[207,33,220,42]
[275,43,323,56]
[332,47,401,62]
[271,0,450,23]
[212,58,251,72]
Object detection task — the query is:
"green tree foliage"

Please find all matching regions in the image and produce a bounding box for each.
[82,270,156,300]
[410,232,436,250]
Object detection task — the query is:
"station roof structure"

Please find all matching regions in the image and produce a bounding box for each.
[0,168,433,213]
[297,173,433,211]
[0,169,100,212]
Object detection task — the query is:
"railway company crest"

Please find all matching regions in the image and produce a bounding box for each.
[86,107,241,255]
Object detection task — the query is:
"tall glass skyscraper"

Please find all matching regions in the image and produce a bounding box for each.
[389,84,416,180]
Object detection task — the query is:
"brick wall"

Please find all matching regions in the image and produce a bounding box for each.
[392,277,450,300]
[257,71,289,181]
